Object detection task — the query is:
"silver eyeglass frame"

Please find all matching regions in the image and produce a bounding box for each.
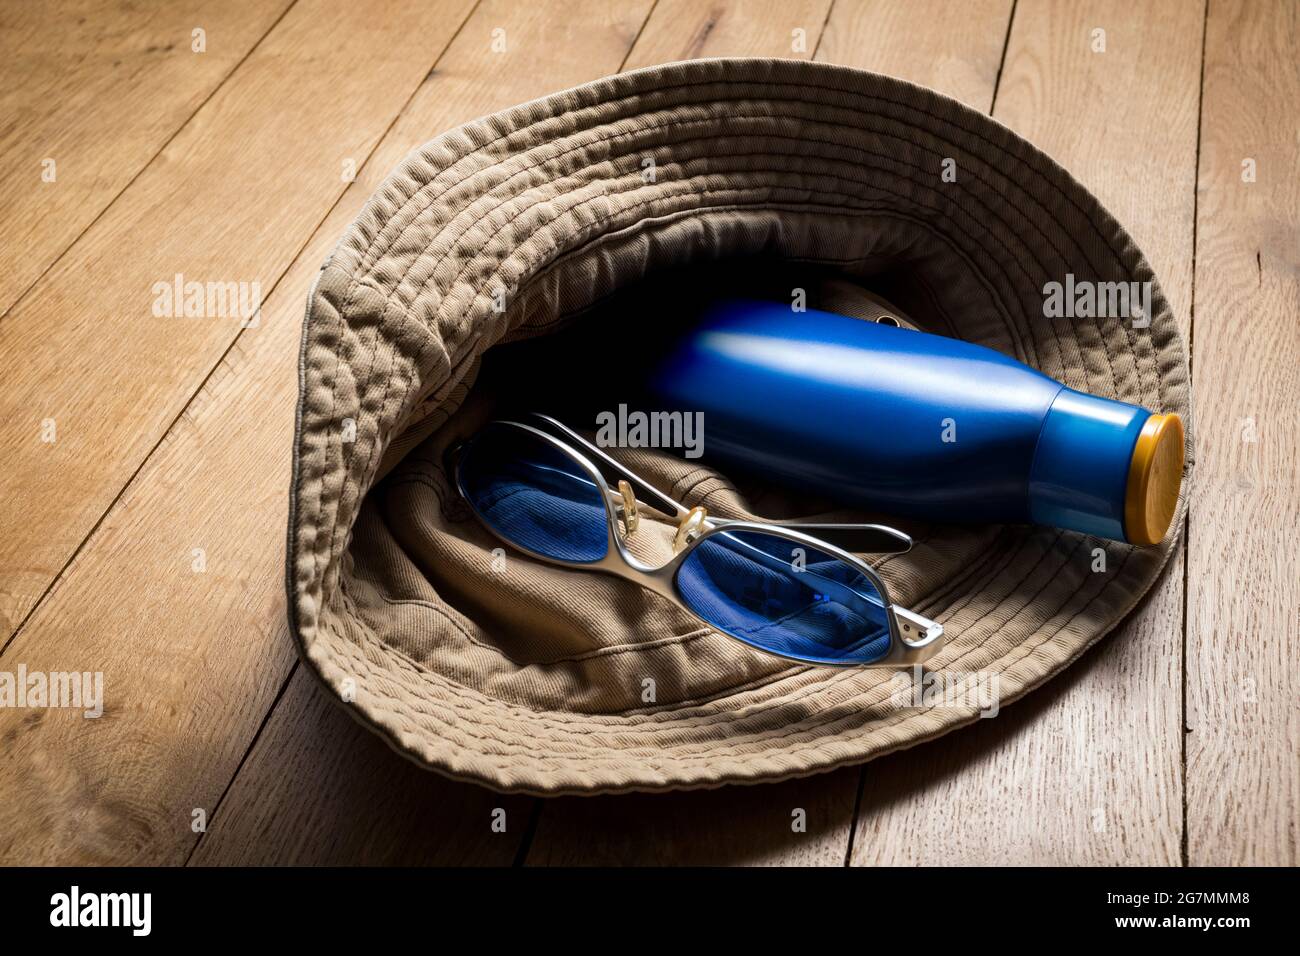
[451,413,946,668]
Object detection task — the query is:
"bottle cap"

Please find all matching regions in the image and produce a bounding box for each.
[1029,391,1183,545]
[1123,413,1185,546]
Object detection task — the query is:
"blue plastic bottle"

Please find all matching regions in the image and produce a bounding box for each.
[644,300,1184,545]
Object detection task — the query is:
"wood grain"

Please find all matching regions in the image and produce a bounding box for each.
[622,0,833,70]
[188,670,532,866]
[1186,0,1299,866]
[0,0,482,866]
[850,0,1201,866]
[0,0,475,641]
[0,0,293,317]
[520,0,1017,867]
[816,0,1013,110]
[525,773,858,866]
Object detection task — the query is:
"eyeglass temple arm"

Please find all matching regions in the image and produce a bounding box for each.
[710,520,913,555]
[523,412,689,518]
[523,415,913,555]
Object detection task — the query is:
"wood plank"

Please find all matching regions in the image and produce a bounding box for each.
[622,0,833,70]
[520,0,1017,867]
[0,0,653,867]
[851,0,1200,866]
[187,671,532,866]
[815,0,1013,110]
[0,0,293,318]
[0,0,476,640]
[526,774,857,866]
[1186,0,1299,866]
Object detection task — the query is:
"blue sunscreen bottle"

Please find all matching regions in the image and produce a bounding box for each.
[643,299,1184,545]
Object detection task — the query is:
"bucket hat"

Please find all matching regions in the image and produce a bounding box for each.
[288,57,1191,794]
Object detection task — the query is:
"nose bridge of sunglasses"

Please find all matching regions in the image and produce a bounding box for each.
[611,479,639,535]
[673,506,709,552]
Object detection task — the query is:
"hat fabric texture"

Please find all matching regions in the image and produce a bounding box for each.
[288,57,1191,794]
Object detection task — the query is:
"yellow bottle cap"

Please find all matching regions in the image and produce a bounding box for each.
[1124,413,1185,546]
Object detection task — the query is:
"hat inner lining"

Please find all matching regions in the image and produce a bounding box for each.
[343,206,1055,716]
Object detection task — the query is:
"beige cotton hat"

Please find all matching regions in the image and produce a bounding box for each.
[287,57,1191,794]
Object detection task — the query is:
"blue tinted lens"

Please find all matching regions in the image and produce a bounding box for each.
[674,530,891,664]
[458,424,608,563]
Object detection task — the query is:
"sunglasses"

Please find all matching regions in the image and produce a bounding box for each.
[451,414,946,667]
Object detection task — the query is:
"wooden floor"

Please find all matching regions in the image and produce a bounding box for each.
[0,0,1295,867]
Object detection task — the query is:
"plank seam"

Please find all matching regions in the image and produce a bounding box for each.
[184,660,301,866]
[843,764,866,866]
[617,0,661,72]
[1181,0,1212,870]
[512,799,544,868]
[0,0,300,329]
[988,0,1019,116]
[810,0,837,61]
